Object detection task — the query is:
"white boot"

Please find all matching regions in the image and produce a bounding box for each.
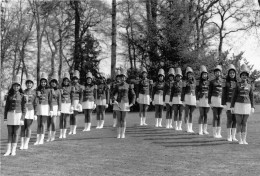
[83,123,88,131]
[198,124,203,135]
[166,119,169,129]
[174,121,178,130]
[232,128,238,142]
[140,117,143,126]
[113,119,117,127]
[39,134,44,144]
[86,123,91,131]
[178,121,182,131]
[63,129,67,139]
[23,137,30,150]
[46,131,52,142]
[217,127,222,138]
[238,132,243,144]
[121,127,126,138]
[155,118,159,127]
[186,123,189,132]
[169,119,173,128]
[51,131,56,141]
[189,123,194,133]
[213,127,217,138]
[100,120,104,129]
[158,118,162,127]
[227,128,232,141]
[4,143,11,156]
[20,137,25,150]
[11,143,17,156]
[59,129,63,139]
[117,127,121,138]
[34,134,40,145]
[203,124,209,134]
[242,132,248,145]
[68,126,73,135]
[96,121,100,129]
[73,125,77,134]
[143,117,148,126]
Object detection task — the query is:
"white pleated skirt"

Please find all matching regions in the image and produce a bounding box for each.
[172,96,182,105]
[96,99,106,106]
[61,103,72,114]
[164,95,170,104]
[37,104,50,116]
[52,105,58,116]
[118,102,130,112]
[82,101,94,109]
[25,109,34,119]
[184,94,196,106]
[199,96,210,107]
[211,96,223,108]
[7,111,22,125]
[113,103,120,111]
[234,103,251,115]
[154,94,164,105]
[138,94,150,105]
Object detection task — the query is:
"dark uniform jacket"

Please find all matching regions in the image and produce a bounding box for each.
[230,80,255,108]
[181,79,196,101]
[60,85,72,104]
[170,80,183,101]
[222,79,237,105]
[136,79,153,97]
[82,84,97,102]
[71,83,83,104]
[208,78,224,104]
[96,83,109,102]
[50,88,61,111]
[4,92,26,120]
[24,88,37,113]
[113,82,136,104]
[164,80,174,96]
[152,81,165,101]
[36,87,52,108]
[196,79,209,100]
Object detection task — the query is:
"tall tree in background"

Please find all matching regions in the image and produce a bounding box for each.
[111,0,117,79]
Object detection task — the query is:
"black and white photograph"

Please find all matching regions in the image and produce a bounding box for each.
[1,0,260,175]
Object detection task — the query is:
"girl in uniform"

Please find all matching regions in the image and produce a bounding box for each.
[112,68,135,138]
[230,64,255,144]
[222,64,238,141]
[152,69,165,127]
[82,72,97,131]
[69,70,83,135]
[47,73,61,142]
[182,67,196,133]
[59,72,72,139]
[196,65,210,135]
[164,68,175,128]
[20,75,37,150]
[170,68,184,131]
[110,70,121,127]
[136,67,153,126]
[96,76,109,129]
[4,75,26,156]
[208,65,224,138]
[35,73,52,145]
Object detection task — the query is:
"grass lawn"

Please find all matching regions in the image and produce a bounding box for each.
[1,106,260,176]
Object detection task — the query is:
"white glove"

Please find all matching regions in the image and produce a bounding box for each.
[136,98,139,103]
[70,106,74,112]
[230,108,235,114]
[34,115,37,121]
[129,104,133,107]
[163,102,166,106]
[251,108,255,114]
[4,119,7,124]
[20,119,24,126]
[93,104,96,110]
[196,101,199,107]
[150,98,152,102]
[223,105,227,110]
[57,111,61,116]
[152,101,155,105]
[105,104,108,108]
[114,101,118,105]
[77,104,83,112]
[50,111,54,117]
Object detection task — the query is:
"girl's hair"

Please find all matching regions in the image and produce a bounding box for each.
[61,78,71,87]
[8,84,23,95]
[185,72,196,82]
[226,69,237,82]
[36,79,49,91]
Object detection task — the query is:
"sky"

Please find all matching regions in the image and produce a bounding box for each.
[99,0,260,75]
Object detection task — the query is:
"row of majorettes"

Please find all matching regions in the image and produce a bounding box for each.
[136,64,254,144]
[3,64,255,156]
[3,68,135,156]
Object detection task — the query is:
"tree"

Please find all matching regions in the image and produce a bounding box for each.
[111,0,117,79]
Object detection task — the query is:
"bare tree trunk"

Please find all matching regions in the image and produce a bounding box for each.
[126,26,133,69]
[111,0,117,79]
[74,1,80,71]
[59,29,63,80]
